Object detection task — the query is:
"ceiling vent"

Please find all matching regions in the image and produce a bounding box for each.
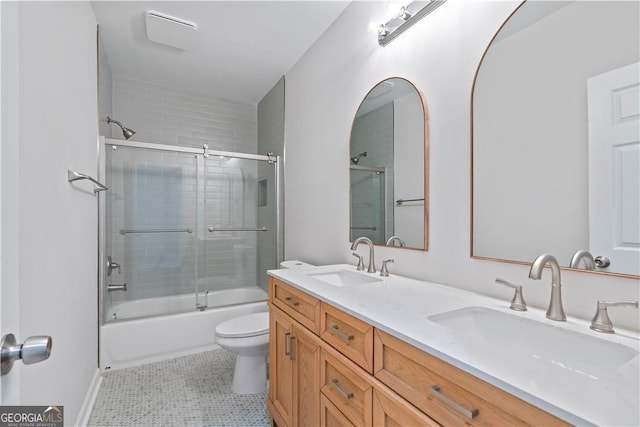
[145,11,198,51]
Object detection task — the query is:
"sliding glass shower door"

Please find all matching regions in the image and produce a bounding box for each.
[195,155,278,309]
[102,140,279,322]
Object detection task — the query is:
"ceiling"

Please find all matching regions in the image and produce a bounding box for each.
[92,1,350,105]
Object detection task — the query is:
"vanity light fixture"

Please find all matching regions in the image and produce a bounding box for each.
[377,0,446,47]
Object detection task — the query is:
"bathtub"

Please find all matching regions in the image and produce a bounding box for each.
[100,286,268,371]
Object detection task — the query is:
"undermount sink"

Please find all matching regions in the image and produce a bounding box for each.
[306,269,383,287]
[429,306,638,378]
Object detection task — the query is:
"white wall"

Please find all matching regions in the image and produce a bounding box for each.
[2,1,99,423]
[284,1,640,331]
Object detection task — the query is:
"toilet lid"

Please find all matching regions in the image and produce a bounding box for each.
[215,312,269,338]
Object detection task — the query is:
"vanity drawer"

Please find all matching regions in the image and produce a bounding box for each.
[320,302,374,373]
[373,329,570,427]
[270,278,321,334]
[321,346,373,427]
[373,384,440,427]
[321,394,356,427]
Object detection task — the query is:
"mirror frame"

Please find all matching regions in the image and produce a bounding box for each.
[349,77,430,251]
[470,1,638,279]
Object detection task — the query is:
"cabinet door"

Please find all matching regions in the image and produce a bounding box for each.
[293,323,322,427]
[269,307,295,427]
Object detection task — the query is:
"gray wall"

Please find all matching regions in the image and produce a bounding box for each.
[257,77,285,289]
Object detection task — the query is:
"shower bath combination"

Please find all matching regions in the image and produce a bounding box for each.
[98,137,282,370]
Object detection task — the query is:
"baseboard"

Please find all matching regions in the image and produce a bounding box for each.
[74,368,102,427]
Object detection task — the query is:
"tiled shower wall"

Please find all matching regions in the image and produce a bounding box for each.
[105,76,268,307]
[350,103,394,244]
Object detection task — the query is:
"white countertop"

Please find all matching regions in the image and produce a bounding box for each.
[268,264,640,426]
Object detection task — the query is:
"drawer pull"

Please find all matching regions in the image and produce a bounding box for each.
[430,385,479,419]
[330,325,354,341]
[331,379,354,400]
[284,332,291,357]
[284,296,299,307]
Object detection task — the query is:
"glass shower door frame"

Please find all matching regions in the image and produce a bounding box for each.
[98,137,282,325]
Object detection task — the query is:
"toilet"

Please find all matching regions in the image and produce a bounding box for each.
[215,261,315,395]
[215,311,270,394]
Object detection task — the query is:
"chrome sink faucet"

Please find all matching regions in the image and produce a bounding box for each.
[528,254,566,321]
[351,237,376,273]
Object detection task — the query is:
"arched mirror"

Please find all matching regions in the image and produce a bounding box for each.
[472,1,639,277]
[350,78,429,250]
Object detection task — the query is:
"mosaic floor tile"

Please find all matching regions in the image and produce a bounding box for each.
[88,349,270,427]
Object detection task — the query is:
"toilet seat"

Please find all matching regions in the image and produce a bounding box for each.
[215,312,269,338]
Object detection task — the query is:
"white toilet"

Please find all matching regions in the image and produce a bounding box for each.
[215,261,314,395]
[215,311,270,394]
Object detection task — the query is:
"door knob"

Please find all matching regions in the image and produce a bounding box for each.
[1,333,52,375]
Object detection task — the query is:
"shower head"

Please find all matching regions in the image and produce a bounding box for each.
[351,152,367,165]
[107,116,136,140]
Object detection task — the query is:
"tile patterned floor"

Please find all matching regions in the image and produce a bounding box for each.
[88,349,270,427]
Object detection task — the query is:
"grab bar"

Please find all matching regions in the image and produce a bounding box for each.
[396,198,424,206]
[119,228,193,235]
[68,169,108,193]
[208,227,270,232]
[350,226,377,230]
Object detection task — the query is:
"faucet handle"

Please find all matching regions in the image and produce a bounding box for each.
[107,256,121,276]
[590,300,638,334]
[380,259,394,277]
[495,278,527,311]
[352,252,365,271]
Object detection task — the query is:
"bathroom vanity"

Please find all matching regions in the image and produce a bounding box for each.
[266,265,639,427]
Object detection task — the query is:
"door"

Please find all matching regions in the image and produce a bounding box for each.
[0,0,21,402]
[588,62,640,275]
[292,323,321,427]
[269,307,294,426]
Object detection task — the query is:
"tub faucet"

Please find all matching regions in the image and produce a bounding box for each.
[351,237,376,273]
[529,254,566,321]
[569,250,596,270]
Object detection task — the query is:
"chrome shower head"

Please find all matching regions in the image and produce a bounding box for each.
[107,116,136,140]
[351,151,367,165]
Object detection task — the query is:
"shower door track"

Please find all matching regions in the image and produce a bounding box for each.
[105,138,276,163]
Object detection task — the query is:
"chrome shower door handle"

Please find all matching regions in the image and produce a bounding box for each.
[1,333,52,375]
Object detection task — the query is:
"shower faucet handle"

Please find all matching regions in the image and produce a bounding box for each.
[107,256,121,276]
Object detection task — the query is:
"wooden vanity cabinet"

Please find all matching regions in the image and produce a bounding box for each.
[373,329,571,427]
[269,305,322,427]
[268,277,570,427]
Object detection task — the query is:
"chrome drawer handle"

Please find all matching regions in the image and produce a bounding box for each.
[331,379,354,400]
[430,385,479,419]
[330,325,354,341]
[284,296,299,307]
